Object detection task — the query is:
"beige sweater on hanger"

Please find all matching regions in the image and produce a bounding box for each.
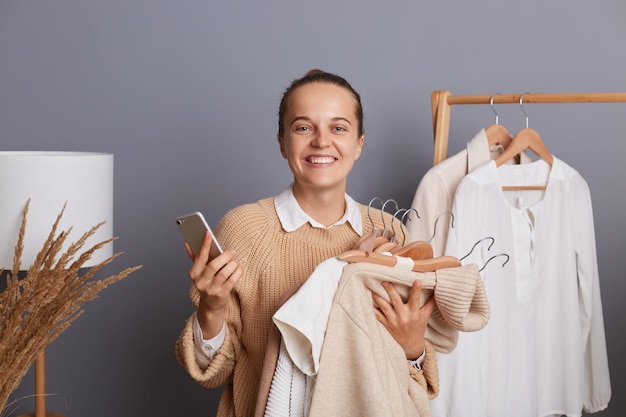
[255,261,489,417]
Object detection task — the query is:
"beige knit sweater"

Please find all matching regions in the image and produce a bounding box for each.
[176,197,401,417]
[307,262,486,417]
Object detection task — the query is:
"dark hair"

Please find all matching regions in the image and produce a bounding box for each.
[277,69,364,137]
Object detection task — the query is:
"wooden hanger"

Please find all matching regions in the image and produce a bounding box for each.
[495,127,553,168]
[390,240,433,260]
[373,241,398,253]
[495,127,553,190]
[337,250,460,272]
[485,123,513,150]
[494,93,553,191]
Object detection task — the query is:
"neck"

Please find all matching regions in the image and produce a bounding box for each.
[293,183,347,227]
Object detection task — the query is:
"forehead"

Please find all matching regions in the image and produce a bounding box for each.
[287,82,358,119]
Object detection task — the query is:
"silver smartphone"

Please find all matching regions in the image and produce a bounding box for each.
[176,211,223,260]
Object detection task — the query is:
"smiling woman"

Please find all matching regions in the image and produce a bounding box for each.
[175,69,437,417]
[278,77,365,226]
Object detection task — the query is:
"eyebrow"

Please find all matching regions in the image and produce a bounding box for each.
[290,116,353,126]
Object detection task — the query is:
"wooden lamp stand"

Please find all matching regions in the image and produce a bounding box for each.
[17,350,66,417]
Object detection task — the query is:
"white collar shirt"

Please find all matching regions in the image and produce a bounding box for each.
[274,184,363,236]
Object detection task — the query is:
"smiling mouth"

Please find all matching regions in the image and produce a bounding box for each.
[307,156,337,164]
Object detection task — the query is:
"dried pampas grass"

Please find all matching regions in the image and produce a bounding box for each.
[0,200,141,413]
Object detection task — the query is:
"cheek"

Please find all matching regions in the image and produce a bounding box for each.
[279,137,297,159]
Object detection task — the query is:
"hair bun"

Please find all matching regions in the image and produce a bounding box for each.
[305,69,325,76]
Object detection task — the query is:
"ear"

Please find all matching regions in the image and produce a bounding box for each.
[355,135,365,160]
[277,134,287,159]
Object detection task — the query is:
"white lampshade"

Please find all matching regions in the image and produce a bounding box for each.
[0,151,113,269]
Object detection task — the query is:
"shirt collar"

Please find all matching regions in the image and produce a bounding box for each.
[466,129,492,171]
[274,184,363,236]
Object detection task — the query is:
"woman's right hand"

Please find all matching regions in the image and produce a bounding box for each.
[187,231,243,339]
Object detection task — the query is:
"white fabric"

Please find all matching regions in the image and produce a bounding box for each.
[192,314,225,366]
[407,129,531,256]
[273,257,346,376]
[431,157,611,417]
[274,184,363,234]
[264,340,310,417]
[393,254,416,270]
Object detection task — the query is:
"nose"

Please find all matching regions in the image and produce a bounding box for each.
[311,130,331,148]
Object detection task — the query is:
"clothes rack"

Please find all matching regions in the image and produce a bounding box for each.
[430,90,626,165]
[426,90,617,416]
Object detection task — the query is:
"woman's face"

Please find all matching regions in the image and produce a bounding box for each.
[278,82,364,193]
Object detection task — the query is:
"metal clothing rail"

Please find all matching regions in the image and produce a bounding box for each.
[431,90,626,165]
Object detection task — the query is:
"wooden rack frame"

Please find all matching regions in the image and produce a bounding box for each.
[431,91,626,165]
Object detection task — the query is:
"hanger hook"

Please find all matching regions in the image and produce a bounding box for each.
[381,199,399,235]
[427,211,455,244]
[479,253,510,272]
[395,208,420,246]
[367,197,385,232]
[520,92,530,128]
[460,236,495,262]
[490,93,500,125]
[392,208,408,245]
[401,208,420,224]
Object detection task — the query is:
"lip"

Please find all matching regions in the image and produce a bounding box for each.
[306,155,338,165]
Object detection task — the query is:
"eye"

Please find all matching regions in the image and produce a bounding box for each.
[294,125,311,132]
[332,126,347,132]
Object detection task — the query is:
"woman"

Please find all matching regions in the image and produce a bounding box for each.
[176,69,436,416]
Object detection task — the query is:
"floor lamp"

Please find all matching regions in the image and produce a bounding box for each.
[0,151,113,417]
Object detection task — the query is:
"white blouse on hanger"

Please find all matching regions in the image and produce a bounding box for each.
[407,128,531,257]
[430,157,611,417]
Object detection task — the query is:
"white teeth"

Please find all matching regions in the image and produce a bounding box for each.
[309,156,335,164]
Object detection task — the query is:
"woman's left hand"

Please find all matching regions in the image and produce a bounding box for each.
[372,279,435,360]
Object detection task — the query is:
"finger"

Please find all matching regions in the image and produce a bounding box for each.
[228,263,243,287]
[184,241,195,260]
[195,231,214,264]
[189,248,234,286]
[420,295,437,320]
[373,307,388,327]
[406,280,423,309]
[372,291,393,317]
[210,254,239,287]
[213,261,243,296]
[204,250,237,277]
[382,282,403,309]
[189,231,213,274]
[192,253,240,298]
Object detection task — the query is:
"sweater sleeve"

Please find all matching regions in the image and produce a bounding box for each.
[408,339,439,399]
[175,312,237,388]
[175,201,271,389]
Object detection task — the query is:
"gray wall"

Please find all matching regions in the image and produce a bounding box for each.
[2,1,624,416]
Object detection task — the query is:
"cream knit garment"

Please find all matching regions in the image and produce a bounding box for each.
[308,262,488,417]
[256,260,488,417]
